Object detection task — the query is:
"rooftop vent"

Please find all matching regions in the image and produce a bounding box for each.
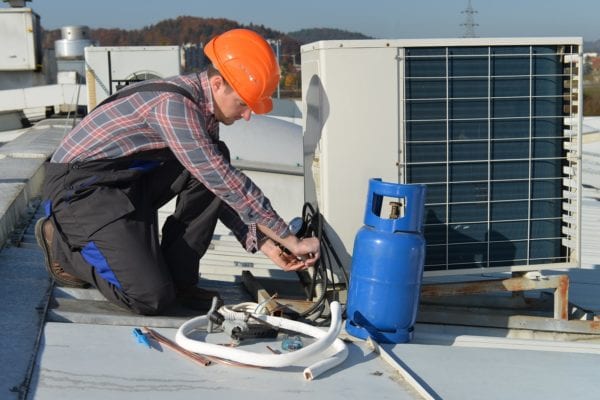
[55,26,93,60]
[3,0,30,7]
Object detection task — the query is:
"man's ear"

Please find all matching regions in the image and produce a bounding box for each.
[210,75,224,93]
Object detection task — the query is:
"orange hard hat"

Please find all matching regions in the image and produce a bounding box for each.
[204,29,280,114]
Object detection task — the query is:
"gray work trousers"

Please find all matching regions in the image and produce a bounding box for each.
[42,146,230,315]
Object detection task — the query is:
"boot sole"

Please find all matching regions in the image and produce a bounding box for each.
[34,218,89,288]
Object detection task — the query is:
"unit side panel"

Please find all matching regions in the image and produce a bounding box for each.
[85,47,182,108]
[109,48,181,83]
[302,46,400,262]
[302,52,322,211]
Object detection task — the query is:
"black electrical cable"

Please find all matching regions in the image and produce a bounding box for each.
[295,202,350,322]
[321,233,350,287]
[295,204,328,319]
[298,260,328,319]
[304,202,349,288]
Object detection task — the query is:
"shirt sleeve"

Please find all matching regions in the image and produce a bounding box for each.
[145,95,290,239]
[218,202,268,253]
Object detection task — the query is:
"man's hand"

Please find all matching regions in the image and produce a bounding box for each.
[288,236,320,268]
[259,238,318,272]
[256,224,321,271]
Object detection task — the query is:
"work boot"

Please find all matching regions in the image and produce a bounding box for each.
[176,286,223,311]
[34,218,89,288]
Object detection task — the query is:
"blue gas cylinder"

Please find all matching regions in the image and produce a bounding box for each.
[345,178,427,344]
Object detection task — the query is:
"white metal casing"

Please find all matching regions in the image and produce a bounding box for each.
[302,41,401,271]
[0,8,41,71]
[84,46,181,110]
[301,37,583,277]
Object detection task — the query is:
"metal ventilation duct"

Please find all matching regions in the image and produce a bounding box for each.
[55,25,93,60]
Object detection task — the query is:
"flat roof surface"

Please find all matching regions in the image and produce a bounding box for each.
[2,119,600,400]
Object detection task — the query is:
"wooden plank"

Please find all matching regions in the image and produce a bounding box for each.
[241,270,281,315]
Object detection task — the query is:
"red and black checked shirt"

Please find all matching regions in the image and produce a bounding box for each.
[51,71,288,252]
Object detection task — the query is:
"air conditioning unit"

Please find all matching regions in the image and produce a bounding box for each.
[0,7,41,71]
[84,46,181,110]
[301,37,582,277]
[0,7,45,90]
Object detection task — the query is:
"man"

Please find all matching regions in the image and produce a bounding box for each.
[35,29,320,315]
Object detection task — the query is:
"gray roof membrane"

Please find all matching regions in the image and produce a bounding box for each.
[1,121,600,399]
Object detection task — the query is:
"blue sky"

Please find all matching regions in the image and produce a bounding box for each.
[13,0,600,41]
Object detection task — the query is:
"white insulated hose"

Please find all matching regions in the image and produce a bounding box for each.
[175,301,348,380]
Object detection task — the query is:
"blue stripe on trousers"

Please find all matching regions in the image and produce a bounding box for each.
[81,241,122,289]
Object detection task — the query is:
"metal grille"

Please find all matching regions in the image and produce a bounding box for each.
[403,44,581,275]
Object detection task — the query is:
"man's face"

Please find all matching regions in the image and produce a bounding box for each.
[211,76,252,125]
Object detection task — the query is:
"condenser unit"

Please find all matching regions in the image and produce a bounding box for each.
[84,46,181,110]
[301,37,582,277]
[0,7,41,71]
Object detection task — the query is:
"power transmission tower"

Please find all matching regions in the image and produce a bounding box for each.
[460,0,479,38]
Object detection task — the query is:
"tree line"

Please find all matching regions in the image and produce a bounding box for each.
[41,18,600,111]
[43,17,373,98]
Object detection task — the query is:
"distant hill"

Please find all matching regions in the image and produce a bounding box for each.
[42,19,371,97]
[42,17,597,54]
[585,40,600,54]
[287,28,373,45]
[42,16,302,57]
[42,18,371,58]
[40,17,600,104]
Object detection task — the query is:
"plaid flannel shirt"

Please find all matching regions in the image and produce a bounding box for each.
[51,72,288,252]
